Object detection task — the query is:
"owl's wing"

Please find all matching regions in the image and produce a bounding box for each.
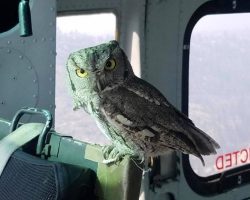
[100,77,219,165]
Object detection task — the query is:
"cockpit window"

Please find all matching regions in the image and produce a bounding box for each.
[189,13,250,177]
[55,13,116,144]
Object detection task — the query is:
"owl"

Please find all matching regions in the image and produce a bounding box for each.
[66,40,220,165]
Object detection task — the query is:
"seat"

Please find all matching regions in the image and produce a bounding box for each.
[0,150,96,200]
[0,108,97,200]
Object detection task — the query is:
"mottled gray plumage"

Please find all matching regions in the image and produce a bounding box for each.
[66,40,220,165]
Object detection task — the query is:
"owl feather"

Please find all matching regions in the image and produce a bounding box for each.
[66,40,220,165]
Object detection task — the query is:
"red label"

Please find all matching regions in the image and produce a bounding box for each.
[215,148,250,171]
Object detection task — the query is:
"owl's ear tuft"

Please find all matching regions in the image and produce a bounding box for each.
[109,40,119,51]
[109,40,119,46]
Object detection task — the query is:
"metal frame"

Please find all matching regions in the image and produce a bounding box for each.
[0,0,56,121]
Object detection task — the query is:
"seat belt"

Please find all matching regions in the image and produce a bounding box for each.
[0,123,44,175]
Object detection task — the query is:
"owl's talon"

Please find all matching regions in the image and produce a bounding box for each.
[102,154,124,165]
[139,157,145,164]
[102,158,117,164]
[102,144,115,159]
[109,147,119,158]
[102,145,125,164]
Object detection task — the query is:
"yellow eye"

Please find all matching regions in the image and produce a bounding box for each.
[75,68,88,78]
[105,59,116,71]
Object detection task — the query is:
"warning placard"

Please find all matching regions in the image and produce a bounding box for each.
[215,148,250,170]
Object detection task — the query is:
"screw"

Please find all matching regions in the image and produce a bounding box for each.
[232,0,237,9]
[238,175,242,185]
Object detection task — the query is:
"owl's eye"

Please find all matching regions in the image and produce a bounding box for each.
[76,68,88,78]
[105,59,116,71]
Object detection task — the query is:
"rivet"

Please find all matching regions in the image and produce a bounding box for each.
[33,79,37,83]
[33,94,37,98]
[238,175,242,185]
[49,77,53,81]
[183,45,189,50]
[232,0,237,9]
[19,55,23,59]
[33,38,37,43]
[6,49,11,54]
[49,64,53,68]
[41,37,46,42]
[49,104,55,109]
[49,37,55,41]
[49,91,52,95]
[50,50,56,56]
[28,66,32,70]
[50,7,55,11]
[7,41,11,45]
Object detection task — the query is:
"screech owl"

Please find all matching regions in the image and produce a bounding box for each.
[66,40,220,165]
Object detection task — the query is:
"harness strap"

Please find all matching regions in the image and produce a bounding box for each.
[0,123,44,175]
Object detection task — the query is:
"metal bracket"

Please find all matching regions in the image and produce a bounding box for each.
[10,107,53,155]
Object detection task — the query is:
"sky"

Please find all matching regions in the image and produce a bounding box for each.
[195,13,250,33]
[57,13,116,35]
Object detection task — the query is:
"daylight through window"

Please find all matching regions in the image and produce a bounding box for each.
[189,13,250,177]
[55,13,116,144]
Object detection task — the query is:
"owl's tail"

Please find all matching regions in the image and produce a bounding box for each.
[187,125,220,165]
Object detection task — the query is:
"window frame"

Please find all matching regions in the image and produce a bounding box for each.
[182,0,250,196]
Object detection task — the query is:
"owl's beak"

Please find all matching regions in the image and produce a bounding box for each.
[96,80,102,92]
[91,67,101,73]
[95,72,107,92]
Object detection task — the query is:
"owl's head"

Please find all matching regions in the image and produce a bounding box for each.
[66,40,134,110]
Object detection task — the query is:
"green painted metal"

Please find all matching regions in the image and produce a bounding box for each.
[48,135,143,200]
[0,115,142,199]
[18,0,32,36]
[9,107,53,155]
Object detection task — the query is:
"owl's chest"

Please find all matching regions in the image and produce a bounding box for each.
[89,102,126,142]
[92,111,143,153]
[84,92,101,114]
